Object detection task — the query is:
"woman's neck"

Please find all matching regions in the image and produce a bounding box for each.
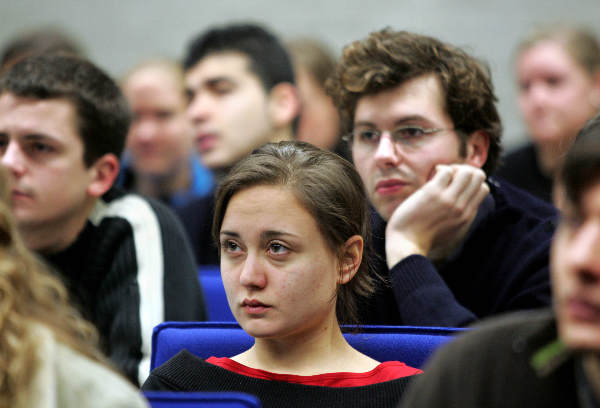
[233,318,378,376]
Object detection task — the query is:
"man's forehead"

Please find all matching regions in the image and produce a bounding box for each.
[185,51,257,86]
[354,74,450,126]
[0,92,78,134]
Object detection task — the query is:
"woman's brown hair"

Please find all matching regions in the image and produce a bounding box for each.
[213,141,380,326]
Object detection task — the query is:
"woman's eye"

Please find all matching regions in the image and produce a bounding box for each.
[222,240,241,252]
[268,242,289,255]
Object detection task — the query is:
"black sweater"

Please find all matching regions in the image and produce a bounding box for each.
[143,350,414,408]
[362,178,558,326]
[44,187,206,385]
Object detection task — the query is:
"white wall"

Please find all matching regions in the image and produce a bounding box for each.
[2,0,599,150]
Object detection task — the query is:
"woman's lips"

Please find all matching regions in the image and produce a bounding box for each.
[242,299,271,315]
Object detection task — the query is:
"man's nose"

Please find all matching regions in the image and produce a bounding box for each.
[0,142,26,176]
[374,132,401,169]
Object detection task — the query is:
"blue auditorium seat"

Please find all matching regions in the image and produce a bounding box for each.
[144,391,261,408]
[197,265,235,321]
[150,321,464,371]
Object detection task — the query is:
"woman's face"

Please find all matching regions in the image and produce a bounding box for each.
[219,185,341,340]
[517,40,599,147]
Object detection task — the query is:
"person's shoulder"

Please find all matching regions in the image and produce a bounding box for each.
[502,142,536,163]
[29,325,148,408]
[489,177,558,222]
[448,309,555,353]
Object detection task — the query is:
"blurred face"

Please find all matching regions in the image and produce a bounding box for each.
[123,66,193,178]
[186,52,275,170]
[552,181,600,351]
[295,67,340,150]
[219,185,340,339]
[352,75,466,221]
[517,40,599,146]
[0,93,97,233]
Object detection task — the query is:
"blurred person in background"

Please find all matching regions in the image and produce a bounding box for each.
[287,38,346,158]
[400,112,600,408]
[119,59,213,209]
[496,25,600,204]
[0,54,205,386]
[176,23,300,266]
[0,168,147,407]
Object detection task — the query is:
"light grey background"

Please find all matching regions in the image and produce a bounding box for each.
[2,0,599,150]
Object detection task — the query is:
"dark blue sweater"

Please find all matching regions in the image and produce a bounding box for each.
[361,178,557,327]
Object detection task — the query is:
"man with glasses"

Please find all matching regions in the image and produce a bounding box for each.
[327,29,557,327]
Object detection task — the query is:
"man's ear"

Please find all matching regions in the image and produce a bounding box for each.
[86,153,120,198]
[465,130,490,169]
[338,235,364,285]
[267,82,301,129]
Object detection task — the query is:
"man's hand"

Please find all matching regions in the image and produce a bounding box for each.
[385,164,489,268]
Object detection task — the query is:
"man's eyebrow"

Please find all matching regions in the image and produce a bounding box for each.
[354,115,432,128]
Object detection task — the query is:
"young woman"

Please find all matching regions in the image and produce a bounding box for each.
[497,25,600,204]
[143,141,422,407]
[0,169,148,407]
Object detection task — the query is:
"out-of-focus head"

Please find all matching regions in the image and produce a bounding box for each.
[327,28,502,175]
[287,38,341,151]
[0,166,102,406]
[0,55,128,248]
[0,27,83,72]
[552,113,600,351]
[183,23,299,172]
[122,59,193,179]
[213,141,378,331]
[516,25,600,149]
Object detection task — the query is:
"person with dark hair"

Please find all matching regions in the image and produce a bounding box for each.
[400,112,600,407]
[119,59,214,208]
[0,54,206,386]
[0,168,148,407]
[143,141,421,408]
[176,23,300,265]
[496,25,600,204]
[327,28,556,327]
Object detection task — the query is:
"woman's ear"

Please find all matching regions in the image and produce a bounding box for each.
[338,235,364,285]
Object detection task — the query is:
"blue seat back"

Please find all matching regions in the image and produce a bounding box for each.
[150,322,464,371]
[144,391,261,408]
[198,265,235,322]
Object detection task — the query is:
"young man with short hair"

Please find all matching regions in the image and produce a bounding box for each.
[177,23,300,265]
[327,29,557,326]
[0,54,205,385]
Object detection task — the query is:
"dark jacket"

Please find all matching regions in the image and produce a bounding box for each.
[362,178,557,326]
[399,309,593,407]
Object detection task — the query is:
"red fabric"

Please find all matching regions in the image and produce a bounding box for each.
[206,356,422,387]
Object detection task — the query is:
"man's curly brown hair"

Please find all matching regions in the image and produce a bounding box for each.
[326,28,502,174]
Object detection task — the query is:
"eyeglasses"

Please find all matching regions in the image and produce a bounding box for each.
[343,125,453,150]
